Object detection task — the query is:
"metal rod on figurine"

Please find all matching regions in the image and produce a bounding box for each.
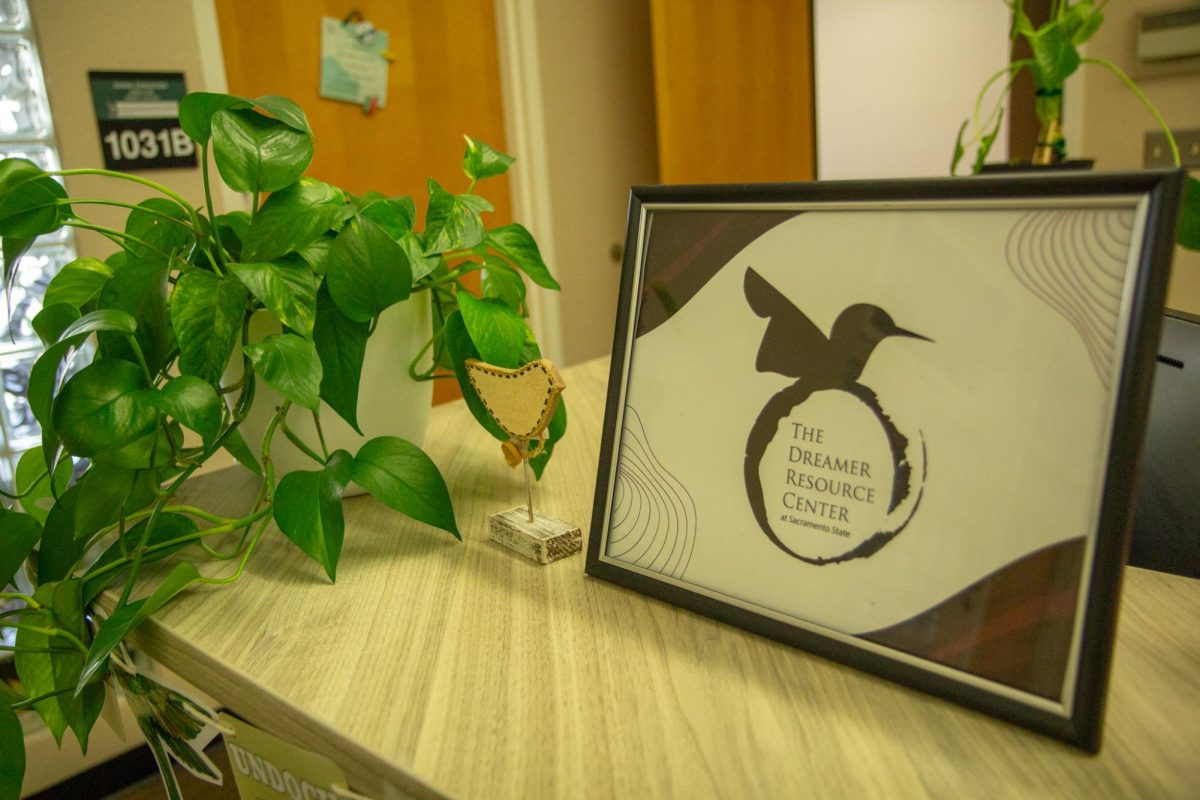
[465,359,581,564]
[522,447,533,522]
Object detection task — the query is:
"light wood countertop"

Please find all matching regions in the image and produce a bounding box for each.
[130,358,1200,799]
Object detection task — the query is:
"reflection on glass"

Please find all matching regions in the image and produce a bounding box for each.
[0,0,26,33]
[0,342,91,455]
[0,141,55,170]
[0,245,71,349]
[0,355,35,444]
[0,0,75,494]
[0,36,49,139]
[0,147,66,242]
[0,601,15,647]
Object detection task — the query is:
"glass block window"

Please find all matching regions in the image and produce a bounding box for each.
[0,0,75,493]
[0,0,28,34]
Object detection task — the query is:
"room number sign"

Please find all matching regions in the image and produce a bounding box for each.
[88,71,198,171]
[100,125,194,165]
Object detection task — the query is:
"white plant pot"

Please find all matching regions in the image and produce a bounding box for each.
[228,296,433,492]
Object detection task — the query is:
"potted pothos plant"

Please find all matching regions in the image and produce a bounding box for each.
[0,91,565,798]
[951,0,1200,250]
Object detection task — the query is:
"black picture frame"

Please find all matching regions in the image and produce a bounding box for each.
[585,171,1185,751]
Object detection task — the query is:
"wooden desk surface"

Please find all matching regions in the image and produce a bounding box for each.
[133,358,1200,799]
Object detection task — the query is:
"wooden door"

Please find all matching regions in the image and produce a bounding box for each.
[649,0,816,183]
[214,0,512,403]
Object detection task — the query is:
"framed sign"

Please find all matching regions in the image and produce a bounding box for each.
[586,171,1184,750]
[88,71,197,171]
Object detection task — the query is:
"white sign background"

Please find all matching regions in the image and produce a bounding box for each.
[605,203,1144,636]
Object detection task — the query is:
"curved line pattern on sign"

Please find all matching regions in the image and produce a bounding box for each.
[1005,208,1132,388]
[609,405,697,579]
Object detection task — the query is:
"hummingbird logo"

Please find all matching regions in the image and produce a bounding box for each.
[742,267,931,565]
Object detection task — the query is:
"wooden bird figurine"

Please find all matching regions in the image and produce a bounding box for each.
[465,358,566,521]
[465,358,565,443]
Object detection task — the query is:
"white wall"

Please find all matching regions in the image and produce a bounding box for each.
[496,0,659,365]
[30,0,232,260]
[813,1,1011,180]
[1075,0,1200,314]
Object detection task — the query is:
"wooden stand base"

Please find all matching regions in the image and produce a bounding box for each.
[489,507,581,564]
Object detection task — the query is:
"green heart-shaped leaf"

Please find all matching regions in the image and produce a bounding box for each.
[89,422,180,470]
[529,398,567,480]
[27,309,139,432]
[0,682,24,798]
[97,259,173,375]
[14,447,74,524]
[486,223,559,290]
[73,466,136,541]
[28,342,79,434]
[220,426,263,476]
[326,215,412,322]
[229,260,319,338]
[13,584,69,744]
[144,375,222,448]
[398,232,439,281]
[43,256,113,310]
[273,453,353,581]
[2,235,33,291]
[58,308,138,340]
[352,436,459,538]
[481,256,527,314]
[36,485,84,583]
[243,333,322,410]
[296,234,335,274]
[360,196,416,238]
[313,284,368,433]
[251,95,312,134]
[123,198,194,263]
[14,580,104,748]
[77,562,202,691]
[32,303,81,346]
[0,158,69,239]
[214,210,251,261]
[443,310,506,442]
[82,513,198,602]
[462,135,514,182]
[179,92,251,144]
[53,359,157,460]
[457,293,527,368]
[423,179,493,255]
[212,108,314,193]
[0,512,41,588]
[242,178,353,262]
[171,270,249,387]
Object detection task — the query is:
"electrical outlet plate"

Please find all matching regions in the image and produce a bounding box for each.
[1145,128,1200,168]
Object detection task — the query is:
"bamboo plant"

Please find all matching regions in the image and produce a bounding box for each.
[951,0,1200,251]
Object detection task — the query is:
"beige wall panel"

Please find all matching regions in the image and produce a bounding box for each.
[30,0,220,259]
[528,0,658,364]
[1076,0,1200,314]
